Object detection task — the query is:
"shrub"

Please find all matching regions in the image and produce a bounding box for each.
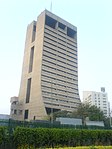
[0,127,4,144]
[14,127,112,148]
[0,126,15,149]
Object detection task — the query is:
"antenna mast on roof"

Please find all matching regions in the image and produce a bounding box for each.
[50,1,52,12]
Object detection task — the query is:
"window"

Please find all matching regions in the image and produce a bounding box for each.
[58,22,66,30]
[103,101,106,103]
[12,101,17,105]
[45,15,57,29]
[103,94,106,97]
[32,25,36,42]
[24,110,29,119]
[33,25,36,32]
[67,27,76,39]
[29,47,34,73]
[26,78,31,103]
[14,110,17,114]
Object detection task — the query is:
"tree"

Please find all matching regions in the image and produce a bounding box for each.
[71,103,106,125]
[53,110,70,120]
[71,103,90,125]
[103,117,110,127]
[52,103,109,127]
[88,105,105,121]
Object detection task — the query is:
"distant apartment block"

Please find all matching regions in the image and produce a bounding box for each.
[83,87,110,117]
[10,10,81,121]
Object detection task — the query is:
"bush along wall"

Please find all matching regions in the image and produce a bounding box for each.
[14,127,112,148]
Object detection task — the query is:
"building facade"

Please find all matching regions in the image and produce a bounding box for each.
[10,10,81,121]
[83,87,110,117]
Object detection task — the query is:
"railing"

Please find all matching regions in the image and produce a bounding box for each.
[0,119,111,130]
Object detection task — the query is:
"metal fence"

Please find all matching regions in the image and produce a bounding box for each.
[0,118,111,130]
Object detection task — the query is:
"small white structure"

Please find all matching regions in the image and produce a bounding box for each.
[56,117,82,125]
[86,120,104,127]
[83,87,110,117]
[56,117,104,127]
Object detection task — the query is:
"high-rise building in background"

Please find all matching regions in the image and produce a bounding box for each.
[83,87,110,117]
[10,10,81,121]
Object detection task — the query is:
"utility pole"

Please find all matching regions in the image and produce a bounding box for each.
[51,80,53,124]
[110,111,112,127]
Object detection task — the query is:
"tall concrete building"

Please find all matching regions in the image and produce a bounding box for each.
[10,10,81,121]
[83,87,110,117]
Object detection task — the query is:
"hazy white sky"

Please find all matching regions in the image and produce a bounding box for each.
[0,0,112,114]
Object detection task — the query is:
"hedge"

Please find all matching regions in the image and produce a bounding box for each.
[0,126,16,149]
[14,127,112,148]
[1,126,112,148]
[0,127,4,145]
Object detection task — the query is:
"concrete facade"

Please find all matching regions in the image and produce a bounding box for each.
[83,87,110,117]
[10,10,81,121]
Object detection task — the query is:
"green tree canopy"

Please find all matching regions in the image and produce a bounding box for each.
[70,103,106,125]
[53,103,106,125]
[53,110,69,120]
